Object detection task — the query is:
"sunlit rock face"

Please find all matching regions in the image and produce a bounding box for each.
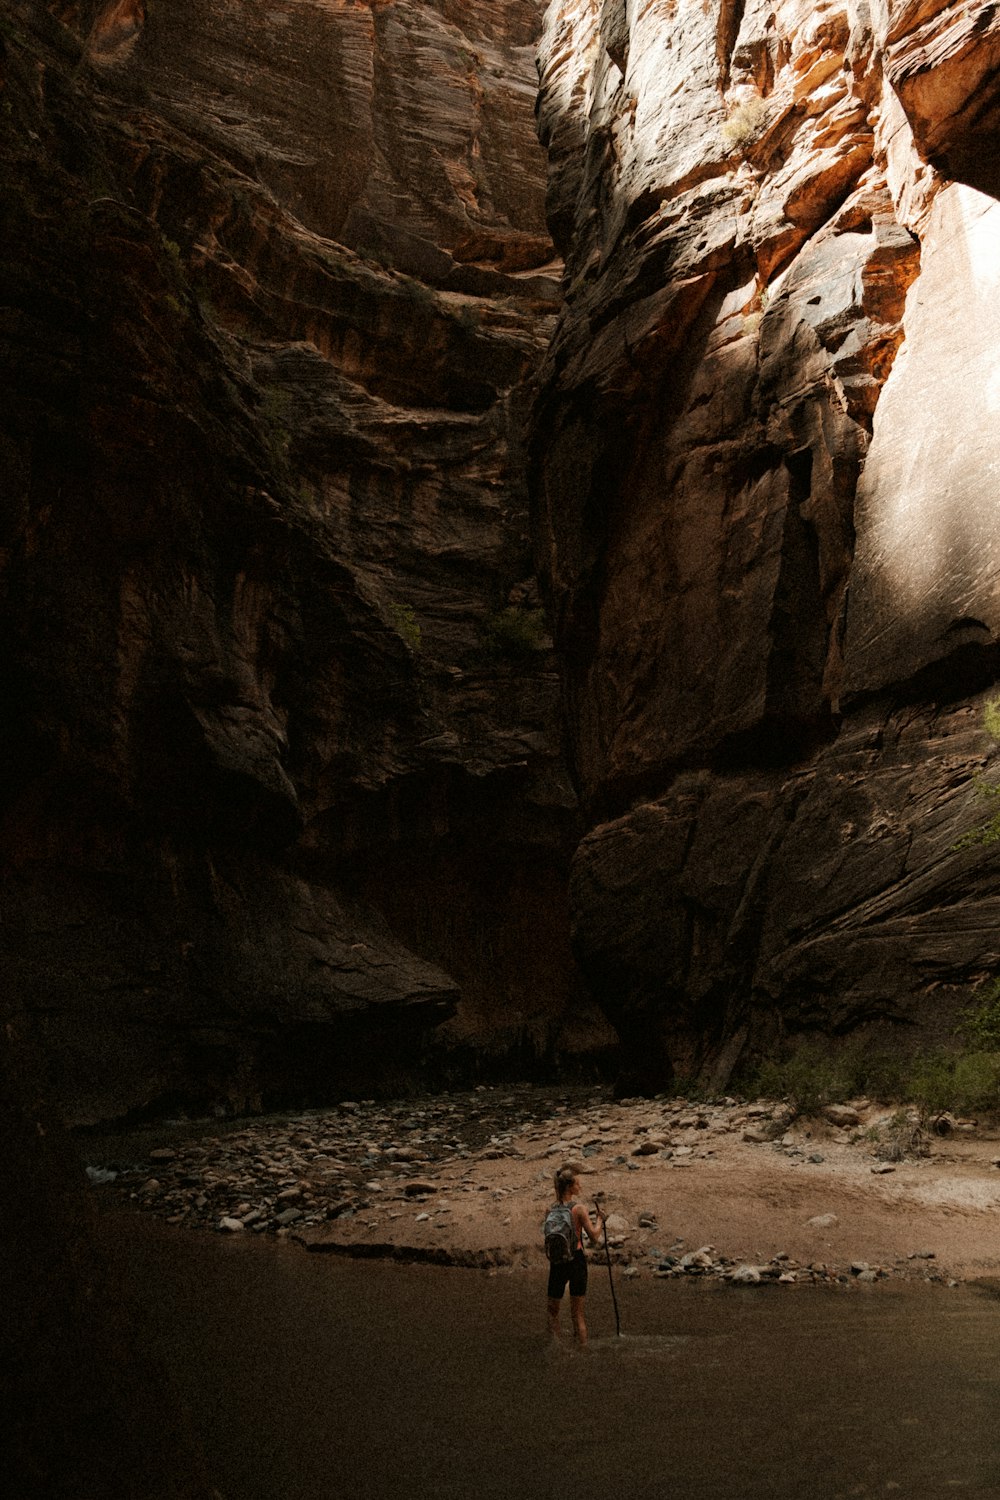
[0,0,615,1124]
[844,181,1000,692]
[532,0,1000,1089]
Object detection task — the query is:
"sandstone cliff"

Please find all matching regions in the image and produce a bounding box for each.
[532,0,1000,1090]
[23,3,1000,1490]
[0,0,618,1127]
[6,0,1000,1120]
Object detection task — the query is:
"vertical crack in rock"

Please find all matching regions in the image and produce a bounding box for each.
[600,0,630,74]
[764,447,828,736]
[716,0,749,90]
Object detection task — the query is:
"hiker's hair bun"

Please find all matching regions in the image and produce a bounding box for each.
[554,1163,578,1198]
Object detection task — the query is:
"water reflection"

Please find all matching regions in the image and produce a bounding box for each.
[112,1219,1000,1500]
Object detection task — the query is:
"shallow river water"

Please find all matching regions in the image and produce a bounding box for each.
[111,1218,1000,1500]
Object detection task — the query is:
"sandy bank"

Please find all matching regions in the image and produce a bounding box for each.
[87,1086,1000,1286]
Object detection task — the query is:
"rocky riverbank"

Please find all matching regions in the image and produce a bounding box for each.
[83,1085,1000,1289]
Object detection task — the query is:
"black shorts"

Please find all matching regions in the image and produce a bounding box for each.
[547,1249,588,1299]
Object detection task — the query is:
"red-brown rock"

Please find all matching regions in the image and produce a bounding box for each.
[532,0,1000,1089]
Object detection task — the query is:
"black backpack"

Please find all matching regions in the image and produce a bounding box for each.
[542,1200,577,1264]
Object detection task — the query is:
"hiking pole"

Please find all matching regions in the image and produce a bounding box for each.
[595,1193,621,1337]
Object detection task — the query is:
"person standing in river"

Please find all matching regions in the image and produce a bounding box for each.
[546,1163,604,1347]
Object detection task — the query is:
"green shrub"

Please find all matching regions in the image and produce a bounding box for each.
[746,1039,904,1115]
[984,695,1000,741]
[956,1052,1000,1110]
[954,780,1000,848]
[742,1035,1000,1118]
[751,1047,833,1116]
[954,697,1000,847]
[479,607,547,660]
[907,1050,1000,1114]
[956,979,1000,1050]
[386,602,421,652]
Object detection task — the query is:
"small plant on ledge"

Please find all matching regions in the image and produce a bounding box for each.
[956,978,1000,1051]
[479,606,548,661]
[386,601,422,652]
[720,96,769,152]
[954,695,1000,848]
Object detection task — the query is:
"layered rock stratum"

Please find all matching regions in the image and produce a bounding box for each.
[531,0,1000,1091]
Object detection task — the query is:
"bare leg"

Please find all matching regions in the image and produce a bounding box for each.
[547,1297,562,1339]
[570,1294,588,1346]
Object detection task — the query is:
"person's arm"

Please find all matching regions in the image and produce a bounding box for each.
[575,1201,604,1245]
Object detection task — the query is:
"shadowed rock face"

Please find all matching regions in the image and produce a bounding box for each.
[2,991,222,1500]
[0,0,620,1125]
[880,0,1000,199]
[531,0,1000,1090]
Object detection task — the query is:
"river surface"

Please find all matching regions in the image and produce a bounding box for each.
[108,1216,1000,1500]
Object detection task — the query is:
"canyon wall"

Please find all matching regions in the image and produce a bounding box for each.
[532,0,1000,1090]
[19,3,1000,1488]
[1,0,619,1127]
[5,0,1000,1121]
